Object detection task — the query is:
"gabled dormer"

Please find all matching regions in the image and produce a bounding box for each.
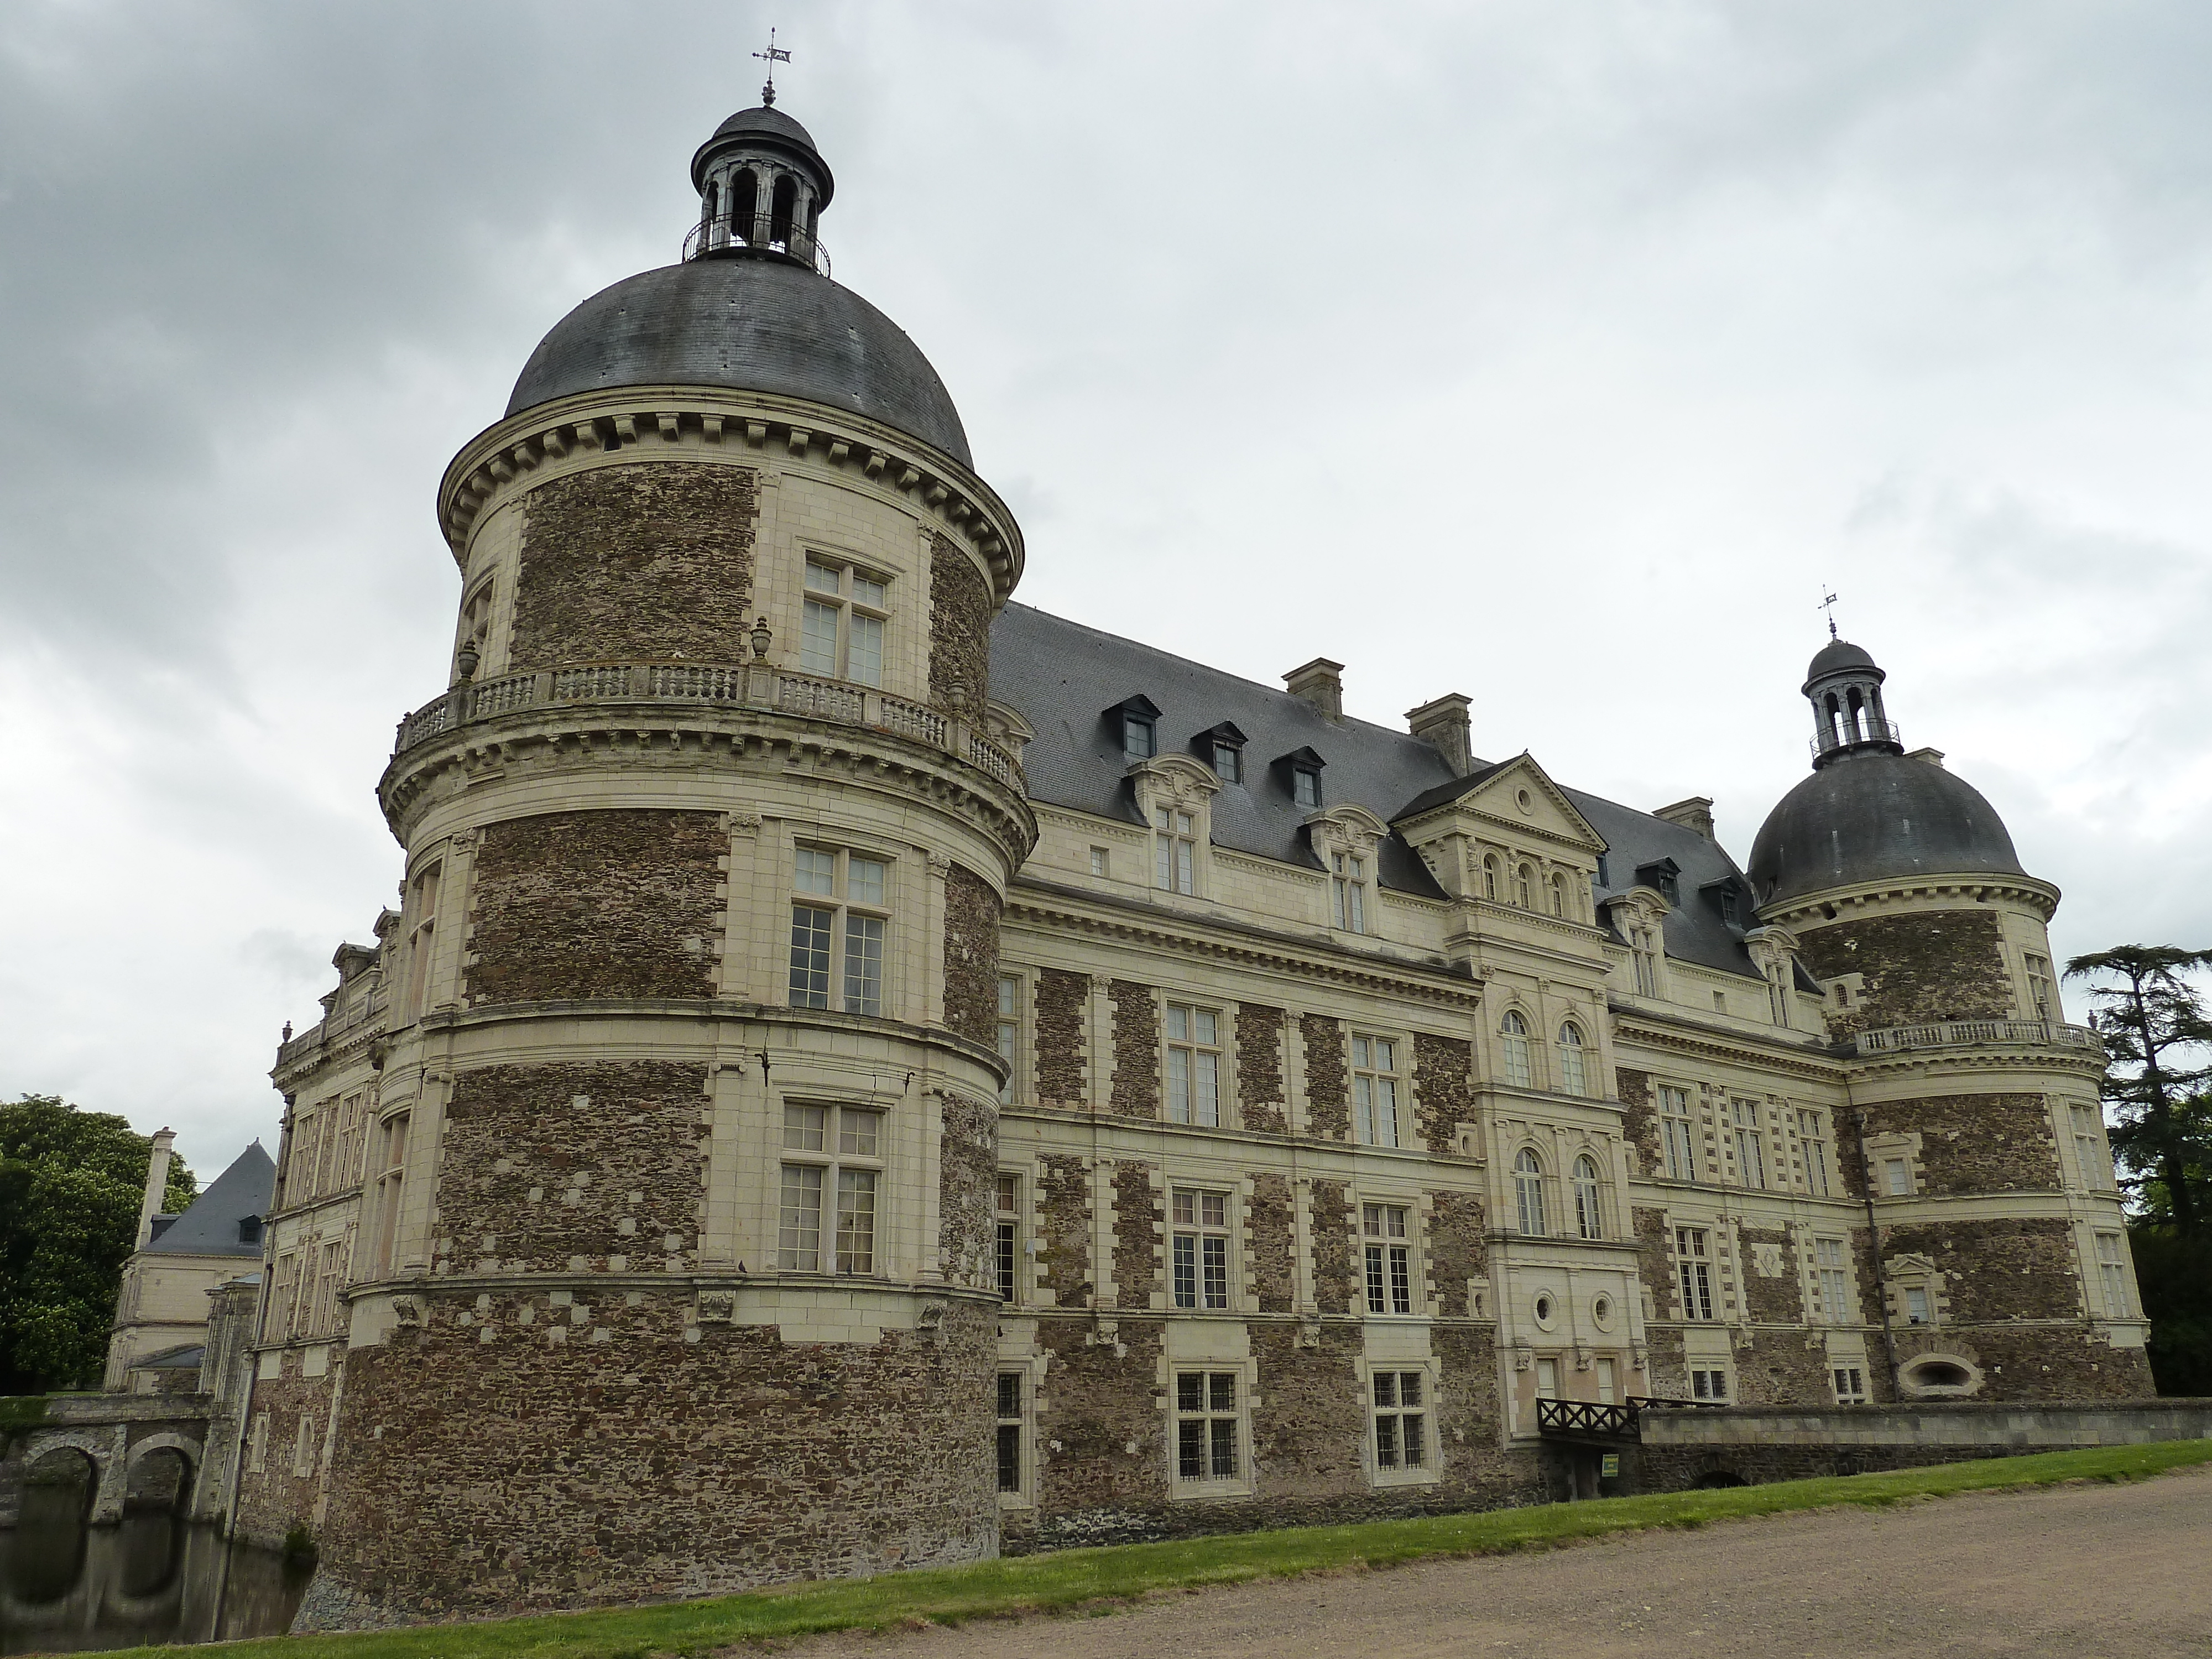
[1194,721,1249,786]
[1105,694,1162,764]
[1391,753,1607,922]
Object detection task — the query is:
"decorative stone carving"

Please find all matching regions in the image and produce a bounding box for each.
[696,1291,736,1324]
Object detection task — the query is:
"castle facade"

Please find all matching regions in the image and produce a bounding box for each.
[238,104,2149,1625]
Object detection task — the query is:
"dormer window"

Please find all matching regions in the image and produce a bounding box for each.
[1109,696,1162,764]
[1275,746,1326,808]
[1721,892,1739,926]
[1636,859,1681,905]
[1197,722,1248,785]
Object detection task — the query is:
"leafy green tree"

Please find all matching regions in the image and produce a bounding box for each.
[0,1096,197,1393]
[2127,1225,2212,1396]
[2064,946,2212,1236]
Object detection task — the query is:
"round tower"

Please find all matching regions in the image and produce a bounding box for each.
[314,105,1034,1623]
[1749,640,2148,1403]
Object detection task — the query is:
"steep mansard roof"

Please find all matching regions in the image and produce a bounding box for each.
[988,603,1767,982]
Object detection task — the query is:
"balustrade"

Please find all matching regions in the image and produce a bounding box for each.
[389,660,1021,790]
[1847,1018,2099,1057]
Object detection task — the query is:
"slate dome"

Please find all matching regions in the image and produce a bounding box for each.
[505,260,973,467]
[1806,637,1878,684]
[1747,747,2027,907]
[505,103,969,468]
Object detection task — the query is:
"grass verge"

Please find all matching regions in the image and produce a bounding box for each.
[129,1439,2212,1659]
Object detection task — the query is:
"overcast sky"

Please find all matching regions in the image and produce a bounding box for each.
[5,1,2210,1181]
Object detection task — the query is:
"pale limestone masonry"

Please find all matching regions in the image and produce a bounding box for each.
[236,98,2154,1628]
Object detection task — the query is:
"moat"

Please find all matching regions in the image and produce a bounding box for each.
[0,1484,307,1654]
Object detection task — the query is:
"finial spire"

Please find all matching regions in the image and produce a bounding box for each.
[754,27,791,106]
[1818,585,1840,640]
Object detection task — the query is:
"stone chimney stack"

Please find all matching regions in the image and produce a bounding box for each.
[136,1127,176,1249]
[1283,658,1345,723]
[1653,796,1717,841]
[1406,693,1473,774]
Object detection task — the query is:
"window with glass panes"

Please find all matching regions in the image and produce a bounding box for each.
[1500,1011,1534,1089]
[799,558,888,686]
[1799,1108,1832,1195]
[1370,1370,1427,1474]
[1292,766,1322,808]
[1660,1085,1698,1181]
[778,1104,883,1273]
[1164,1003,1221,1125]
[996,974,1021,1103]
[1513,1150,1547,1237]
[1904,1285,1932,1324]
[995,1172,1021,1303]
[1676,1226,1714,1319]
[1556,1022,1587,1096]
[789,846,889,1016]
[1832,1365,1867,1404]
[1154,808,1197,894]
[1631,926,1659,996]
[1691,1368,1729,1401]
[1731,1098,1767,1188]
[995,1371,1027,1496]
[1212,740,1242,783]
[2072,1104,2110,1189]
[2096,1232,2130,1316]
[1572,1154,1604,1240]
[1363,1203,1412,1314]
[1813,1237,1850,1323]
[1172,1188,1230,1310]
[403,862,441,1018]
[2025,953,2054,1019]
[1174,1371,1241,1482]
[1332,852,1367,932]
[1352,1036,1400,1147]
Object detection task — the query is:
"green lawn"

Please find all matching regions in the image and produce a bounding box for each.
[135,1439,2212,1659]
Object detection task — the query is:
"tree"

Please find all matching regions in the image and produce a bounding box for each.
[0,1095,197,1394]
[2064,946,2212,1237]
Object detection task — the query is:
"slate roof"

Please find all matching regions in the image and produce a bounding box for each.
[144,1141,274,1258]
[989,604,1768,982]
[505,260,973,468]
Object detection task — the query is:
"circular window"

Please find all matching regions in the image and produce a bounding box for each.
[1516,787,1534,813]
[1532,1292,1558,1330]
[1592,1294,1614,1330]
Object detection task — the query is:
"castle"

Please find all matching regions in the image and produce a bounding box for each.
[237,102,2148,1625]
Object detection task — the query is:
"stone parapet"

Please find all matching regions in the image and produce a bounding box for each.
[1640,1399,2212,1449]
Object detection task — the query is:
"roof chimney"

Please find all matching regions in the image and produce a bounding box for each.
[136,1128,176,1250]
[1906,747,1947,769]
[1406,693,1472,774]
[1652,796,1717,841]
[1283,658,1344,723]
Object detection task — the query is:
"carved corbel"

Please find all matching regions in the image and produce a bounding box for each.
[701,415,723,444]
[745,421,768,447]
[611,415,638,445]
[864,449,888,477]
[541,426,571,459]
[827,440,849,465]
[786,427,810,456]
[696,1290,736,1324]
[391,1295,425,1327]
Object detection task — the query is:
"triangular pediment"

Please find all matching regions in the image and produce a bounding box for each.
[1394,753,1608,856]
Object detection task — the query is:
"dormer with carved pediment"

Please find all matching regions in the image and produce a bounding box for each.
[1305,802,1390,936]
[1392,755,1608,926]
[1126,751,1221,899]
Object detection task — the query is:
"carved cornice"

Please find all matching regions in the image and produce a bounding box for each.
[1758,873,2062,928]
[378,706,1037,868]
[1006,878,1484,1008]
[1608,1001,1844,1081]
[436,387,1024,607]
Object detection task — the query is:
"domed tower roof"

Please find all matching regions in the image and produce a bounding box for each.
[504,103,971,468]
[1749,638,2028,907]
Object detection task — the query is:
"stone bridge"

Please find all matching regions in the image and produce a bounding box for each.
[0,1394,220,1526]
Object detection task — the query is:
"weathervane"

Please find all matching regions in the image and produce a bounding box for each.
[754,27,791,106]
[1818,585,1840,639]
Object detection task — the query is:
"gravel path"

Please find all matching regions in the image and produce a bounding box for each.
[795,1466,2212,1658]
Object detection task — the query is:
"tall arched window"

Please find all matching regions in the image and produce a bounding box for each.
[1573,1155,1603,1239]
[1516,863,1534,908]
[731,168,760,242]
[1483,855,1501,902]
[1500,1011,1533,1090]
[1557,1022,1587,1097]
[1550,872,1568,918]
[1514,1149,1547,1237]
[702,180,719,232]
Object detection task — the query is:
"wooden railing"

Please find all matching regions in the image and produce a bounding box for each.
[392,662,1021,789]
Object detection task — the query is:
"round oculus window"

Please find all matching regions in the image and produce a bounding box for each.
[1516,787,1534,813]
[1592,1294,1614,1329]
[1533,1292,1558,1329]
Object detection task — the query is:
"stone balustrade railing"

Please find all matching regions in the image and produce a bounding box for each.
[276,988,388,1070]
[392,662,1023,789]
[1843,1018,2100,1058]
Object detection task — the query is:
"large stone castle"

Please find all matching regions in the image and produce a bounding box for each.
[238,102,2148,1624]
